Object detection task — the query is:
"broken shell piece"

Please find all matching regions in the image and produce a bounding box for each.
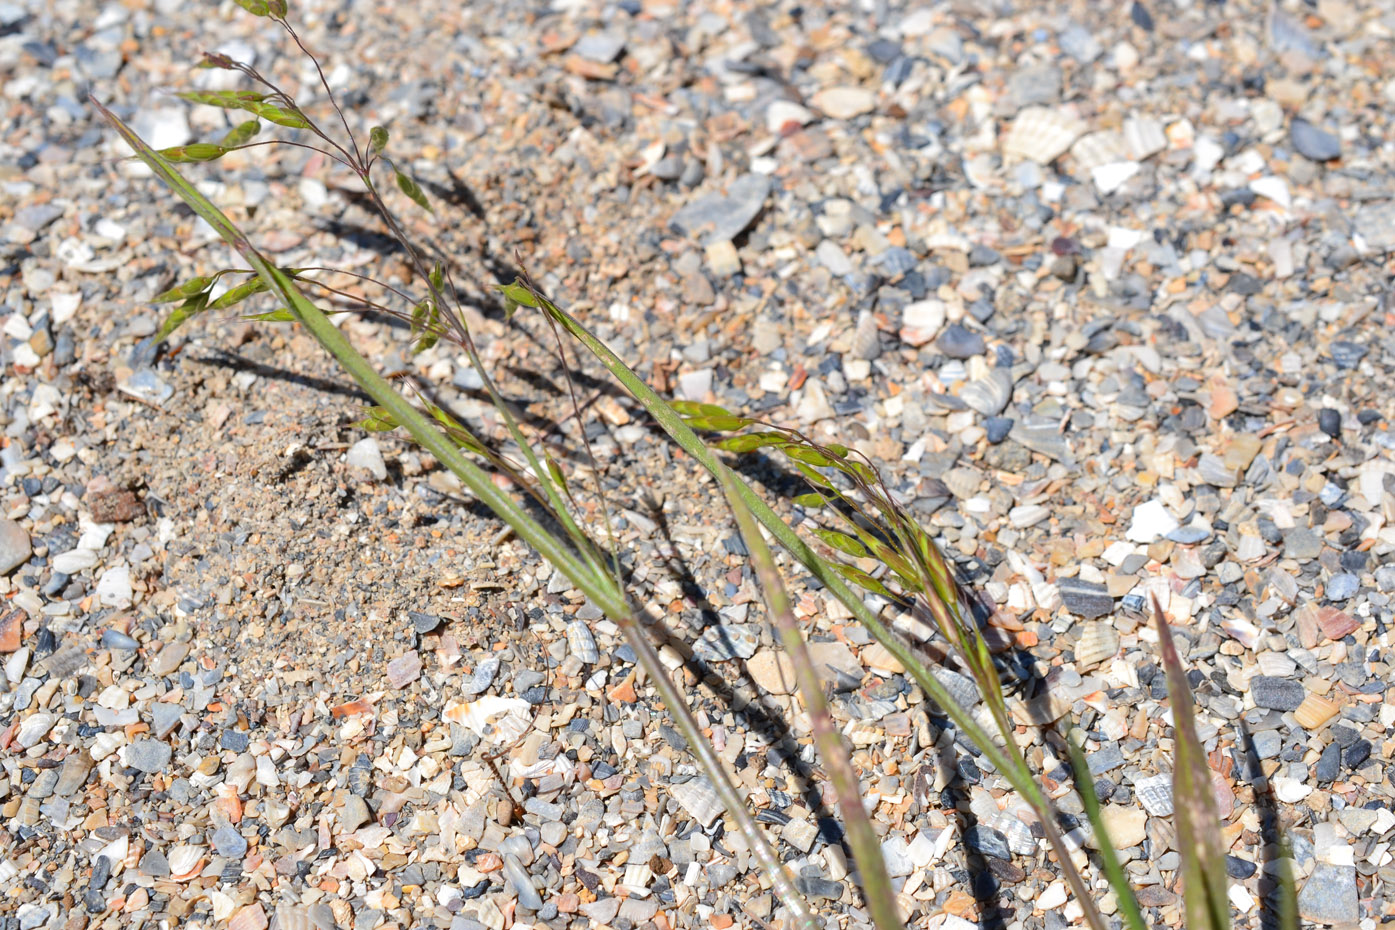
[566,620,599,664]
[669,777,726,827]
[1293,693,1340,730]
[442,696,532,744]
[167,845,206,881]
[1074,622,1120,670]
[1002,107,1087,164]
[1134,773,1174,817]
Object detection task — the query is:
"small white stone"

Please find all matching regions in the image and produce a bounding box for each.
[766,100,814,133]
[95,564,133,608]
[810,86,875,120]
[1250,176,1291,209]
[52,548,99,574]
[1037,881,1068,911]
[1126,500,1179,543]
[899,300,946,347]
[1092,161,1140,194]
[346,438,388,480]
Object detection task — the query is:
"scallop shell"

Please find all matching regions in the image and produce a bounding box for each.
[991,811,1038,856]
[1070,130,1130,171]
[1294,693,1340,730]
[960,368,1013,416]
[227,904,268,930]
[273,905,315,930]
[1074,623,1120,670]
[850,310,881,361]
[669,777,726,827]
[1134,773,1174,817]
[1003,107,1087,164]
[927,668,981,714]
[943,466,983,500]
[166,845,206,881]
[1123,116,1167,161]
[566,620,599,665]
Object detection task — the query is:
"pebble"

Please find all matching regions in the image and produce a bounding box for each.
[0,518,32,574]
[1290,118,1341,162]
[1298,863,1359,924]
[1250,676,1305,712]
[1057,578,1113,620]
[125,739,172,774]
[810,86,876,120]
[669,173,771,244]
[346,437,388,480]
[937,323,986,359]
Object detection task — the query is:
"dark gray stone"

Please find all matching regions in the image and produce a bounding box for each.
[964,825,1011,860]
[1318,407,1341,439]
[1058,578,1114,619]
[1290,119,1341,162]
[938,323,986,359]
[1283,528,1323,560]
[1250,676,1304,711]
[985,417,1014,444]
[1086,744,1126,775]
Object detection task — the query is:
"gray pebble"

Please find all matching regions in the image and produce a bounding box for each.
[212,824,248,858]
[964,825,1012,860]
[1298,862,1359,924]
[984,417,1014,444]
[669,173,771,244]
[503,854,543,910]
[1282,528,1323,560]
[1326,573,1359,601]
[1290,118,1341,162]
[937,323,986,359]
[126,739,172,774]
[1251,676,1304,712]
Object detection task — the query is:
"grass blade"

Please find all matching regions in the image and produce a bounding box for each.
[539,295,1113,930]
[94,97,818,930]
[1061,729,1149,930]
[1153,596,1230,930]
[719,469,902,930]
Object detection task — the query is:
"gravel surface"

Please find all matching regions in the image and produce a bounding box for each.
[3,1,1394,929]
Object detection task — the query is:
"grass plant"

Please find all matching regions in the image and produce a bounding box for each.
[95,7,1298,929]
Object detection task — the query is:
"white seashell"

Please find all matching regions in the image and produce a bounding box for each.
[566,620,599,664]
[899,299,946,347]
[943,467,983,500]
[851,310,881,361]
[1256,652,1297,678]
[959,368,1013,416]
[1074,623,1120,670]
[1002,107,1087,164]
[273,905,315,930]
[1070,130,1130,171]
[1008,504,1050,529]
[166,845,205,881]
[16,712,58,749]
[1123,116,1166,160]
[669,777,726,827]
[1134,773,1174,817]
[442,696,532,744]
[992,811,1039,856]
